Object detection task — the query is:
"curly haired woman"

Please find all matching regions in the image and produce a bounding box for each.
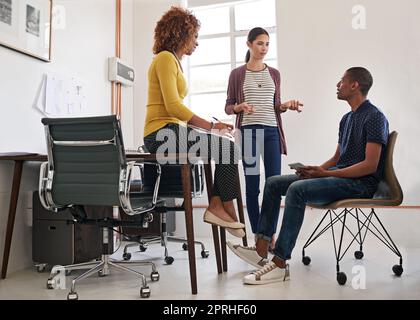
[143,6,245,237]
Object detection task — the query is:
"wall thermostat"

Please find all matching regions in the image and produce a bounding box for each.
[108,57,135,86]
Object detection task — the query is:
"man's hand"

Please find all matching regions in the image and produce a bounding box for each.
[296,166,328,179]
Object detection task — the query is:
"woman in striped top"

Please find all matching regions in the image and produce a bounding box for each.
[225,27,303,247]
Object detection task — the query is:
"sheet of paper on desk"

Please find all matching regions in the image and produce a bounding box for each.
[187,124,235,141]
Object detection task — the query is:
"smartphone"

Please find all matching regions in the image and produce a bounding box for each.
[289,162,305,170]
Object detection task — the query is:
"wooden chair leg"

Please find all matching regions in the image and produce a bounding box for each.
[211,226,222,274]
[181,164,197,294]
[220,228,228,272]
[235,169,247,247]
[204,163,223,274]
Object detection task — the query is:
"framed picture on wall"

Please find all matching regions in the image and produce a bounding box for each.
[0,0,52,62]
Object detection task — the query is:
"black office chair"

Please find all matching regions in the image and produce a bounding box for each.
[303,131,403,285]
[121,159,209,265]
[39,115,162,299]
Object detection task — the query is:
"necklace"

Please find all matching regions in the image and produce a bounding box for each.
[250,70,264,88]
[247,63,266,88]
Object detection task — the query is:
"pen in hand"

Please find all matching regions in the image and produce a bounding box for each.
[212,117,232,129]
[212,117,234,136]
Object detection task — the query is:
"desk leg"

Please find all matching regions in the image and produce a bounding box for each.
[203,164,222,274]
[181,164,197,294]
[1,160,23,279]
[235,169,248,247]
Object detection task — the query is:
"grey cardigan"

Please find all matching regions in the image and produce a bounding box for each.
[225,64,287,155]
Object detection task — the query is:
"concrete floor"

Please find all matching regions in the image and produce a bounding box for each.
[0,236,419,300]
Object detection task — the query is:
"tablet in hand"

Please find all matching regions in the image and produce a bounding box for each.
[289,162,305,170]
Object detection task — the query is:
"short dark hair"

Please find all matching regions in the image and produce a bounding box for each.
[346,67,373,96]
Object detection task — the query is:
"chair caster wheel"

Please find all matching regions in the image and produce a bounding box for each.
[302,256,311,266]
[98,270,108,277]
[201,250,209,258]
[354,251,364,260]
[123,252,131,261]
[182,243,188,251]
[151,271,160,282]
[140,286,151,298]
[139,244,147,252]
[67,292,78,300]
[392,264,403,276]
[46,278,56,289]
[36,264,47,273]
[337,272,347,285]
[165,256,174,265]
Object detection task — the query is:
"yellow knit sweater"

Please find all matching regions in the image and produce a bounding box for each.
[143,51,195,137]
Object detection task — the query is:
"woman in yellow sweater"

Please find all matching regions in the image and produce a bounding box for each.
[143,6,245,237]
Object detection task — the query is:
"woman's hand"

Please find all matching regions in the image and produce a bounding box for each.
[212,121,234,139]
[233,102,255,114]
[213,122,234,131]
[279,100,304,112]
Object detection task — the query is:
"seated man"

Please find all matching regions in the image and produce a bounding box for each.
[228,67,389,285]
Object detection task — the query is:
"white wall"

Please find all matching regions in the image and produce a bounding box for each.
[276,0,420,205]
[0,0,135,274]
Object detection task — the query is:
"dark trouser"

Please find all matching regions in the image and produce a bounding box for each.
[144,123,240,202]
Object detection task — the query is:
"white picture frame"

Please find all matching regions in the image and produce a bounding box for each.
[0,0,52,62]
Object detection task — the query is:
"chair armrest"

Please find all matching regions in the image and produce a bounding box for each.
[38,161,65,212]
[119,161,161,215]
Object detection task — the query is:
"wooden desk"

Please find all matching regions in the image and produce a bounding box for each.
[0,152,246,295]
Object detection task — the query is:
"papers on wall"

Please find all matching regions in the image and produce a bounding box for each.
[34,74,86,117]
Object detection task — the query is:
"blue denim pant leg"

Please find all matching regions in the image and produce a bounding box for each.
[262,126,281,232]
[241,125,281,234]
[257,176,373,261]
[256,174,300,241]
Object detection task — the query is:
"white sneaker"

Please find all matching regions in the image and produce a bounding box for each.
[227,241,268,268]
[243,261,290,285]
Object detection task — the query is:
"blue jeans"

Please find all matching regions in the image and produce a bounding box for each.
[241,125,281,234]
[256,174,375,260]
